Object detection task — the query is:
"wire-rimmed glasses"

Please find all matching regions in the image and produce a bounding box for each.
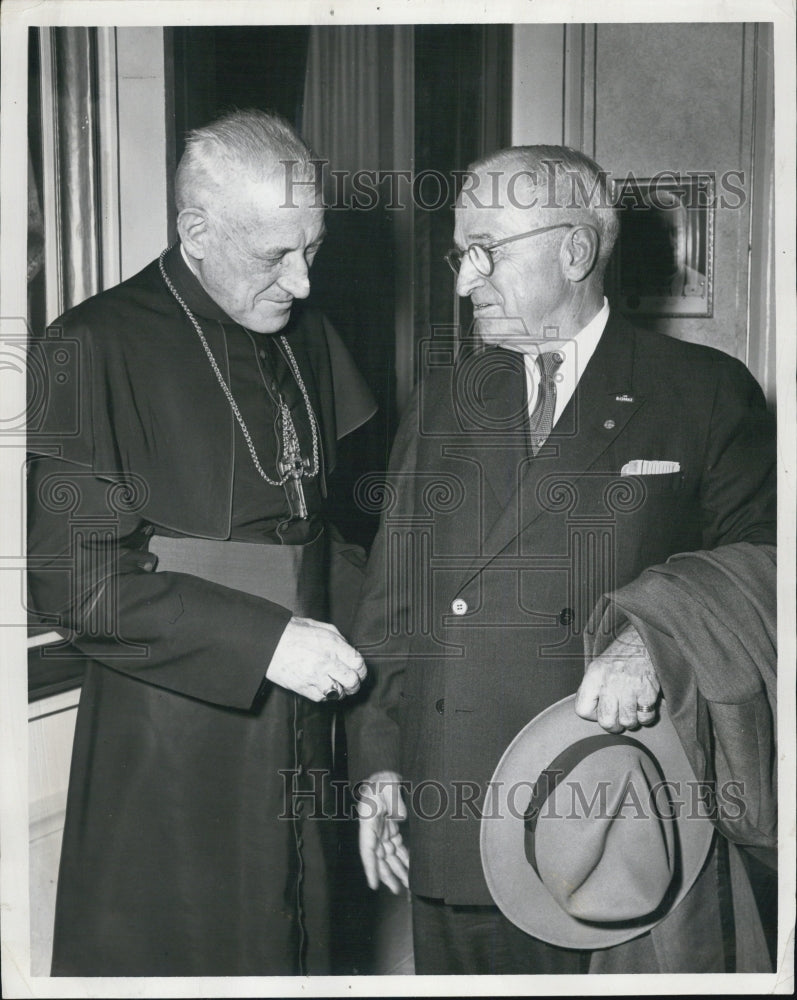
[444,223,576,277]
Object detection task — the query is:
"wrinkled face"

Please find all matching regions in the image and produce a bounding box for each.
[192,176,325,334]
[453,180,572,352]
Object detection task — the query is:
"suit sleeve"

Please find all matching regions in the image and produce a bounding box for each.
[27,454,291,710]
[698,356,776,549]
[344,387,421,787]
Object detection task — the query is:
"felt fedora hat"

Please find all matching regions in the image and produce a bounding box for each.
[480,695,714,949]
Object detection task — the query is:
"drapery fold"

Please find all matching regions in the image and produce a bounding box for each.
[46,27,102,314]
[302,26,383,178]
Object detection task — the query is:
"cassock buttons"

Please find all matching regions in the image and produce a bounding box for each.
[604,419,616,430]
[451,598,468,615]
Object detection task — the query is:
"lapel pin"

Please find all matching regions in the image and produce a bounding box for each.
[603,419,616,430]
[615,394,634,403]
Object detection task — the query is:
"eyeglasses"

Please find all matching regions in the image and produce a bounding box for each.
[444,223,576,277]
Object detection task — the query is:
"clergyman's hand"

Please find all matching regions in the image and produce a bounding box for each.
[357,771,409,894]
[575,624,660,733]
[265,616,366,702]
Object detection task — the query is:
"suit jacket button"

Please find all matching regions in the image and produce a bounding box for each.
[559,607,575,626]
[435,698,445,715]
[451,598,468,615]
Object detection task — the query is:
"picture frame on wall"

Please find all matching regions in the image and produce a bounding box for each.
[612,173,715,318]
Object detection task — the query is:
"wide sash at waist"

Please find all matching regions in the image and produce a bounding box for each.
[148,530,329,620]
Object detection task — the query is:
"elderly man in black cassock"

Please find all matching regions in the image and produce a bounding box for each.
[27,109,374,976]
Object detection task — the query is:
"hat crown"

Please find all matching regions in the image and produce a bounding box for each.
[533,744,676,922]
[481,695,714,949]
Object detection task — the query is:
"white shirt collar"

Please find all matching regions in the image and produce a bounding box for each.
[523,297,611,425]
[572,296,610,360]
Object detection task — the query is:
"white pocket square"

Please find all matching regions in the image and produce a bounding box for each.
[620,460,681,476]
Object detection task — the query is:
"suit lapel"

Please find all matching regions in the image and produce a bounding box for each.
[472,348,530,517]
[441,347,531,545]
[467,315,645,579]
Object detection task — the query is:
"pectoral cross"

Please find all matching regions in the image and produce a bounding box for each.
[279,401,310,519]
[278,455,310,520]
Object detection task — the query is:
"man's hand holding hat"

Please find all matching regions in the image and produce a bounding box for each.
[575,623,660,733]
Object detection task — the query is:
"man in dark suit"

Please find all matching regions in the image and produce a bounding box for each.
[27,109,372,975]
[345,145,776,974]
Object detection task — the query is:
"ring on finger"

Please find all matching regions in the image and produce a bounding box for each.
[323,677,344,701]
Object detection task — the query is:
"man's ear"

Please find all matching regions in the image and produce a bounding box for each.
[562,224,600,282]
[177,209,209,260]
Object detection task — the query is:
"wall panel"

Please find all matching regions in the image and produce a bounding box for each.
[592,23,755,359]
[512,22,774,395]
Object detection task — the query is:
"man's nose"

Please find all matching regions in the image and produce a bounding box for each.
[455,253,484,298]
[278,256,311,299]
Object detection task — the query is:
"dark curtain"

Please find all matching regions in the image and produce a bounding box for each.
[414,25,513,353]
[301,26,399,548]
[171,26,310,162]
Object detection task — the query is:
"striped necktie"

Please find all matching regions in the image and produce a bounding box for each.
[529,350,564,455]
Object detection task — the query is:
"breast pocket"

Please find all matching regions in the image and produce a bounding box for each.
[593,472,690,521]
[628,471,686,496]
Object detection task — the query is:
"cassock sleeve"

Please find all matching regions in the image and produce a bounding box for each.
[27,453,292,710]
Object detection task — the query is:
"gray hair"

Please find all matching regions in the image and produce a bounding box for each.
[470,145,620,278]
[175,108,315,212]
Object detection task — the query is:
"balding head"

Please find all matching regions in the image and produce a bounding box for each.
[467,145,619,281]
[175,108,317,215]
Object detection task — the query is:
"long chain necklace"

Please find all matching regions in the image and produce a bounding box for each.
[158,248,319,517]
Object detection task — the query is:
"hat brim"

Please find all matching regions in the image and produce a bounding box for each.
[480,695,714,949]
